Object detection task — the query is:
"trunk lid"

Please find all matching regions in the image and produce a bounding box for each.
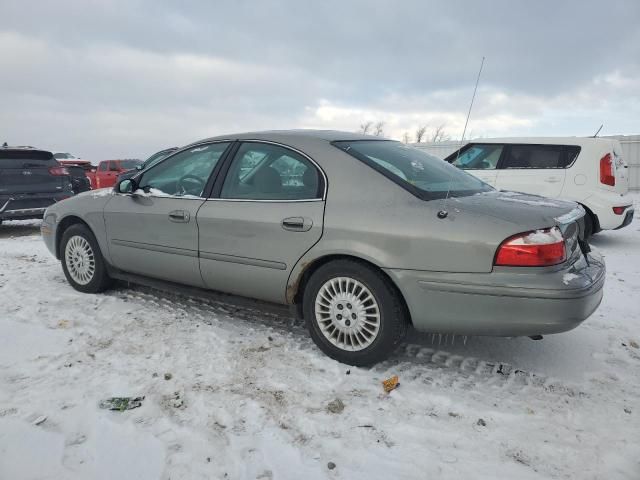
[452,190,586,262]
[453,190,583,230]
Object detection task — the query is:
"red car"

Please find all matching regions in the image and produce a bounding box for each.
[92,159,142,189]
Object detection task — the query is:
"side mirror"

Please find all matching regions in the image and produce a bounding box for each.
[135,165,143,170]
[116,178,136,194]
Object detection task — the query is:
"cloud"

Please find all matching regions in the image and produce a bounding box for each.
[0,0,639,159]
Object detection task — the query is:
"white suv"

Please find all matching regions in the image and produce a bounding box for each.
[445,137,634,236]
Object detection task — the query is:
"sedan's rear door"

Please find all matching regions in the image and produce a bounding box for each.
[197,141,326,303]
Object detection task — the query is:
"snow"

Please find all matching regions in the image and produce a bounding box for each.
[523,227,563,244]
[1,198,640,479]
[562,273,581,285]
[133,188,201,199]
[554,206,585,225]
[89,188,113,198]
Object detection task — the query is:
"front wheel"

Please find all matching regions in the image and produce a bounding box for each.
[60,223,113,293]
[303,260,408,366]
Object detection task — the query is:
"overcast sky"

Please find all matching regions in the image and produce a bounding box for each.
[1,0,639,160]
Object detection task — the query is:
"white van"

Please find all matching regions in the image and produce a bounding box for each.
[445,137,634,236]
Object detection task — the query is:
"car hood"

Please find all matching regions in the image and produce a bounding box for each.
[44,187,114,221]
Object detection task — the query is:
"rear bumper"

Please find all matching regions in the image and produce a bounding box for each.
[385,250,605,336]
[582,191,633,230]
[613,208,634,230]
[0,193,71,221]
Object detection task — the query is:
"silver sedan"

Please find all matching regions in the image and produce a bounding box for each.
[41,131,605,365]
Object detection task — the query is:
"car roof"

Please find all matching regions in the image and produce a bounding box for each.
[0,145,52,155]
[190,129,390,146]
[466,136,617,147]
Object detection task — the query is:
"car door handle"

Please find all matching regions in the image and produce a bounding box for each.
[281,216,312,232]
[168,210,190,223]
[544,177,561,183]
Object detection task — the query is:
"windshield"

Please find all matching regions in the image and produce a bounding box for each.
[142,150,176,170]
[53,153,76,159]
[120,159,142,169]
[333,140,493,200]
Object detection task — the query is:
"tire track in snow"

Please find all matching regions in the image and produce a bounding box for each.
[109,283,588,400]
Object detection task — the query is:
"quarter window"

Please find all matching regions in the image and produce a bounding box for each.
[138,143,230,197]
[221,142,322,200]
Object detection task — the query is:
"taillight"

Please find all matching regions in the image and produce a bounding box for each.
[600,153,615,186]
[612,206,626,215]
[495,227,566,267]
[49,166,70,176]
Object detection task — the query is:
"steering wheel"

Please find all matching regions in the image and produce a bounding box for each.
[176,174,205,196]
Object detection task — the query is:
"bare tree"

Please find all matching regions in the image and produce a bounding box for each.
[415,125,427,143]
[402,132,411,144]
[429,123,450,142]
[373,121,385,137]
[359,121,373,135]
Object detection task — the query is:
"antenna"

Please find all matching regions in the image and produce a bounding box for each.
[592,124,603,138]
[438,56,485,219]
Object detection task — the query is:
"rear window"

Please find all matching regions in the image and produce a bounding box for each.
[501,145,581,169]
[333,140,492,200]
[0,149,56,167]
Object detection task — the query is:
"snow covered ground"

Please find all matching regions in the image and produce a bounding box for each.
[1,201,639,480]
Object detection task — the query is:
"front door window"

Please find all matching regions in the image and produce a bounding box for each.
[139,143,231,197]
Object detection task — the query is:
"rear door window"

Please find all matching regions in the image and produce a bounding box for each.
[220,142,323,200]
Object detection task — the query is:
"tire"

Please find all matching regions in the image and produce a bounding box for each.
[583,212,594,240]
[60,223,113,293]
[303,260,408,366]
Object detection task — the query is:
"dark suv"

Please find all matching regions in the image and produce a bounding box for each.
[0,146,74,223]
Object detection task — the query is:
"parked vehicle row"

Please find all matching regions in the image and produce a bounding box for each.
[445,137,634,236]
[41,131,606,365]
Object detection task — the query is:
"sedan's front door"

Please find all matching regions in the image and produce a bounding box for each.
[104,142,232,287]
[197,141,326,303]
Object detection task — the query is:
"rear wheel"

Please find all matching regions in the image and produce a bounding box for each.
[303,260,408,366]
[60,224,112,293]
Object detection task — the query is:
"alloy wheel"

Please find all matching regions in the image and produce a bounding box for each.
[314,276,381,351]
